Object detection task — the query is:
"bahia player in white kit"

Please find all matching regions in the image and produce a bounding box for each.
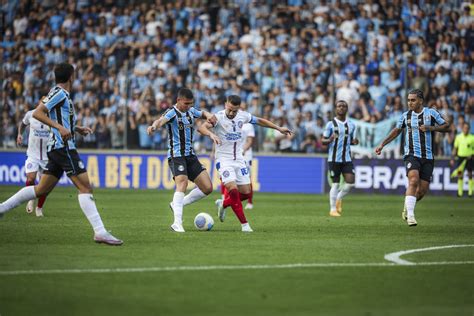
[198,95,291,232]
[17,108,50,217]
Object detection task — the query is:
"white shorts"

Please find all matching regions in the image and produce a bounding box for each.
[217,159,251,185]
[25,157,48,174]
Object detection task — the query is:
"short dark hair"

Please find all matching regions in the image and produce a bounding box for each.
[177,88,194,100]
[227,95,241,105]
[336,100,348,106]
[408,89,424,100]
[54,63,74,83]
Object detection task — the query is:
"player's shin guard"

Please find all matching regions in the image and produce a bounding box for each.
[404,195,417,217]
[78,194,106,235]
[1,186,36,212]
[336,183,354,200]
[458,178,463,196]
[228,189,247,224]
[183,188,206,206]
[329,183,340,211]
[172,192,185,224]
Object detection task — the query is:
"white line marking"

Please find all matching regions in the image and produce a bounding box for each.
[1,261,474,276]
[384,244,474,265]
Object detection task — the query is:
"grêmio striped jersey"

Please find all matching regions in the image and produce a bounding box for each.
[323,118,356,163]
[396,107,446,159]
[42,86,76,151]
[163,106,203,158]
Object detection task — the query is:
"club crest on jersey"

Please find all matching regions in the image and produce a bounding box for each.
[223,170,230,178]
[238,121,243,128]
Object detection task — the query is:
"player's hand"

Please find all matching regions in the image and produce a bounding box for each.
[279,127,292,135]
[375,145,383,155]
[450,159,455,167]
[419,125,431,132]
[59,125,72,141]
[207,114,217,127]
[147,125,156,135]
[209,133,221,145]
[16,135,23,146]
[75,126,93,136]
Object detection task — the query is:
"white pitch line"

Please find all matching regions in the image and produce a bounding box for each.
[384,244,474,265]
[1,261,474,276]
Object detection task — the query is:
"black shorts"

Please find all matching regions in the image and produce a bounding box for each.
[328,162,355,182]
[44,148,87,179]
[168,155,206,182]
[404,155,434,182]
[455,156,473,172]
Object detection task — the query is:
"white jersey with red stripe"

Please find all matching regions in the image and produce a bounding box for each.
[213,110,257,161]
[23,110,50,161]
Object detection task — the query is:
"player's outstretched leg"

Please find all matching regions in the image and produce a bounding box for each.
[225,188,252,232]
[0,186,37,216]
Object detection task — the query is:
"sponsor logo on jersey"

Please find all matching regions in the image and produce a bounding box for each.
[225,132,241,141]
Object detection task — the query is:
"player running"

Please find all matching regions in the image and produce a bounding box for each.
[322,100,359,217]
[17,107,50,217]
[147,88,218,233]
[198,95,291,232]
[450,122,474,197]
[375,89,450,226]
[1,63,123,245]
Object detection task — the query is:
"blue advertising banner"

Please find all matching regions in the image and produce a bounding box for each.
[0,151,326,194]
[323,158,466,196]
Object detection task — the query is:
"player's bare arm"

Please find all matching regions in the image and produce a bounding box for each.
[322,134,336,145]
[33,103,72,141]
[242,136,254,154]
[375,127,403,155]
[197,121,221,145]
[419,122,451,133]
[17,121,27,145]
[201,110,217,126]
[147,116,168,135]
[256,117,292,135]
[74,126,93,136]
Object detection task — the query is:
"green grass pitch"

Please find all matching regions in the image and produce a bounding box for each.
[0,186,473,315]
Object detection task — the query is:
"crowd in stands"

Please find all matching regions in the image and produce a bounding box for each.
[1,0,473,157]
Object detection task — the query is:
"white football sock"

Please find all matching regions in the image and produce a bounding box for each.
[78,194,107,235]
[336,183,354,200]
[172,192,185,225]
[329,183,340,211]
[1,186,36,212]
[405,195,417,217]
[183,188,206,206]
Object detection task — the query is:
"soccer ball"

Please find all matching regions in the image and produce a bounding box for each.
[194,212,214,231]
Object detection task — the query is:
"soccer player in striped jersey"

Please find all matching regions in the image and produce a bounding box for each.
[322,100,359,217]
[198,95,291,232]
[1,63,123,245]
[375,89,450,226]
[450,122,474,197]
[147,88,219,233]
[17,107,50,217]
